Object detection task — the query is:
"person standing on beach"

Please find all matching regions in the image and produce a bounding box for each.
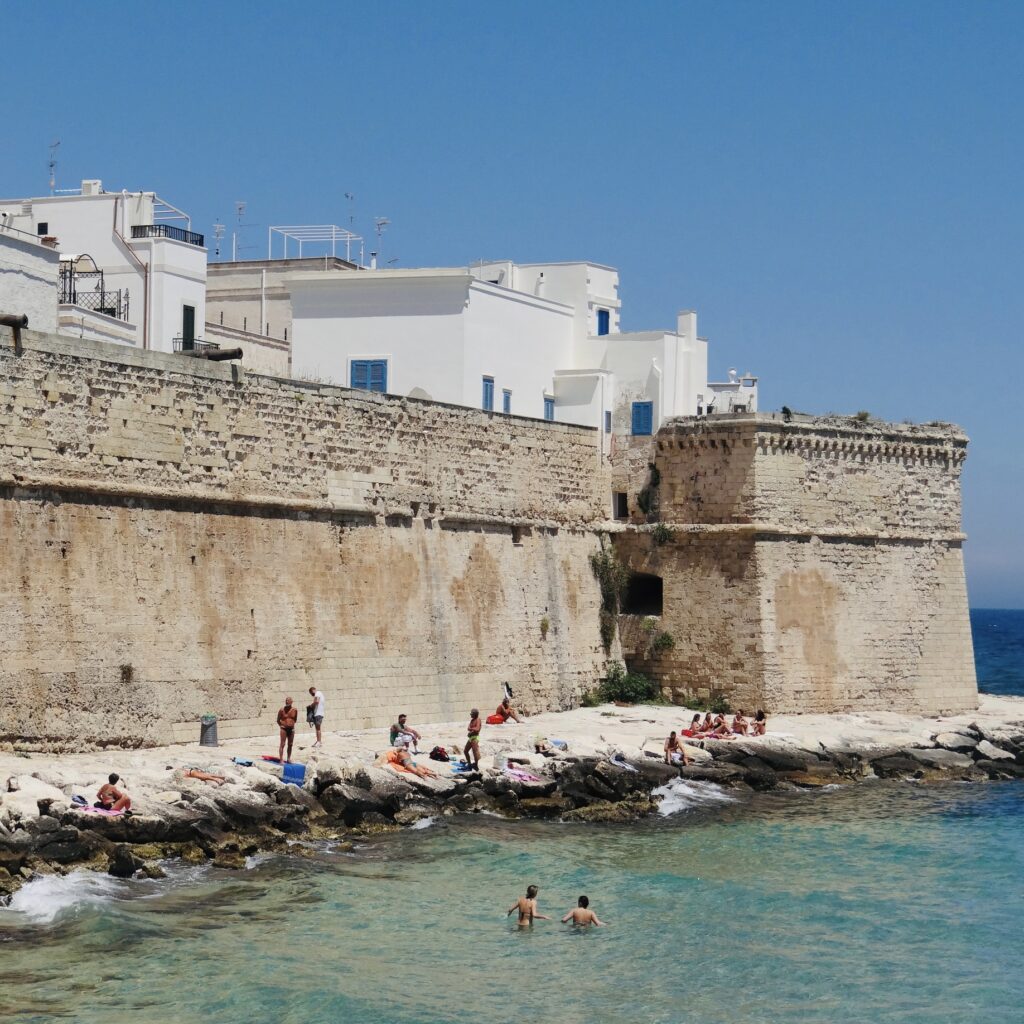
[561,895,604,927]
[507,885,549,927]
[308,686,325,748]
[277,696,298,763]
[465,708,481,770]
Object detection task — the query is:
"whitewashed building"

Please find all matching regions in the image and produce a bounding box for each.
[0,180,206,352]
[289,259,756,439]
[0,223,60,333]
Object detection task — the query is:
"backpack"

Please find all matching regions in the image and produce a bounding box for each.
[429,745,450,762]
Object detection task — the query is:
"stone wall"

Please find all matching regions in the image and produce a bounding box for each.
[613,415,977,715]
[0,329,610,749]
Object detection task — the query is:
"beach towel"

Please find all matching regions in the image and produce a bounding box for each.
[74,805,125,817]
[231,757,254,767]
[609,754,639,772]
[504,767,541,783]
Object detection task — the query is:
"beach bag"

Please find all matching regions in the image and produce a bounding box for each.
[486,713,505,725]
[306,706,315,725]
[429,746,450,762]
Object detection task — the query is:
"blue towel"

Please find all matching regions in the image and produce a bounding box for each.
[232,757,254,767]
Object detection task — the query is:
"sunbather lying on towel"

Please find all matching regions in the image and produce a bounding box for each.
[184,768,227,786]
[376,747,438,779]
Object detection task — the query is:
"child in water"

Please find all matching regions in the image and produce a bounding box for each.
[561,895,605,927]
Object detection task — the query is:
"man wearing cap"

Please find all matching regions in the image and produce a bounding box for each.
[277,696,299,763]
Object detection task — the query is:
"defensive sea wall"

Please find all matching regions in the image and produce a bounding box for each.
[614,415,977,715]
[0,329,610,749]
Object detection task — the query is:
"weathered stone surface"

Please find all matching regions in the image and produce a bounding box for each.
[975,740,1014,762]
[934,732,979,751]
[107,845,143,878]
[907,748,974,770]
[868,756,923,779]
[518,795,573,818]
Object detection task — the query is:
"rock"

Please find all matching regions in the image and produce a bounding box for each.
[320,782,392,823]
[562,795,657,822]
[868,755,923,779]
[140,862,166,880]
[212,849,248,870]
[780,771,845,788]
[742,766,778,791]
[393,804,440,826]
[740,744,814,772]
[107,846,144,878]
[634,761,681,787]
[518,795,572,818]
[934,732,979,751]
[678,763,747,784]
[975,760,1024,779]
[130,844,165,860]
[211,788,273,824]
[908,748,974,770]
[975,740,1014,762]
[178,842,208,865]
[1,776,68,823]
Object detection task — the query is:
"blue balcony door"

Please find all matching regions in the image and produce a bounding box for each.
[631,401,653,435]
[482,376,495,411]
[351,359,388,392]
[502,389,512,414]
[597,308,610,336]
[544,396,555,421]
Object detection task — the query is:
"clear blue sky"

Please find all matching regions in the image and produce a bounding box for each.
[5,1,1021,606]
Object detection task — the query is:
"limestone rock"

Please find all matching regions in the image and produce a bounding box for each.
[908,748,974,770]
[975,740,1014,761]
[107,845,143,878]
[868,755,922,779]
[934,732,978,751]
[518,795,572,818]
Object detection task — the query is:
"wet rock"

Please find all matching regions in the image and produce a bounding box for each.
[212,788,274,825]
[868,755,923,779]
[107,845,144,878]
[320,782,391,823]
[780,771,846,788]
[394,804,440,826]
[562,795,657,822]
[178,842,208,865]
[212,849,247,870]
[975,740,1014,762]
[741,766,779,791]
[741,744,814,772]
[908,748,975,770]
[518,795,572,818]
[678,763,747,784]
[634,761,680,787]
[140,862,167,880]
[975,760,1024,780]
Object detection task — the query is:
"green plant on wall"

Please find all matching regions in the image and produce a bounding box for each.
[596,662,659,703]
[642,616,658,634]
[652,631,675,654]
[637,488,654,515]
[540,616,550,639]
[590,547,628,653]
[651,523,671,546]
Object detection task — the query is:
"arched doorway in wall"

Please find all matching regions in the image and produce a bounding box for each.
[408,387,432,401]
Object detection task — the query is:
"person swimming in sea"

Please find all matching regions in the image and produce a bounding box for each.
[561,895,605,927]
[507,884,550,927]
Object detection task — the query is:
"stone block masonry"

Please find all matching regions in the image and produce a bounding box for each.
[0,330,610,749]
[614,415,977,715]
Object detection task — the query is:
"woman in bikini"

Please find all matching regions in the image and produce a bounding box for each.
[465,708,482,770]
[752,709,767,735]
[682,714,702,737]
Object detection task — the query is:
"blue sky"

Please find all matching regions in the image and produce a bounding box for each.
[4,1,1021,605]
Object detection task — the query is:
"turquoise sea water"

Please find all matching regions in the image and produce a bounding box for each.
[0,610,1020,1024]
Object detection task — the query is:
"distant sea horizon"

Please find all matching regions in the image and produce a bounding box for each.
[969,607,1024,697]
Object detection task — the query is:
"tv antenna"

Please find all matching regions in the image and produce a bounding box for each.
[48,139,60,195]
[345,192,355,231]
[232,201,246,261]
[213,222,225,259]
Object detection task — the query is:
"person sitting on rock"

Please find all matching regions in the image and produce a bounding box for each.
[389,713,421,752]
[95,773,132,812]
[682,714,702,737]
[752,709,767,736]
[664,731,692,766]
[494,697,522,723]
[732,710,750,736]
[711,714,733,737]
[701,712,715,733]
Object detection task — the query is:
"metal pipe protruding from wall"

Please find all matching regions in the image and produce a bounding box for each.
[0,312,28,351]
[189,346,243,362]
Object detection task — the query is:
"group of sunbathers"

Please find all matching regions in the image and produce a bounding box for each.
[684,709,766,738]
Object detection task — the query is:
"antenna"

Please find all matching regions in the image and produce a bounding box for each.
[374,217,390,264]
[48,139,60,195]
[213,222,225,259]
[232,201,246,261]
[345,192,355,231]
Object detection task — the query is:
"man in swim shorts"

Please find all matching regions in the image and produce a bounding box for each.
[465,708,481,770]
[307,686,325,748]
[494,696,522,723]
[95,773,132,811]
[389,713,421,752]
[507,884,549,927]
[277,696,298,763]
[561,895,605,927]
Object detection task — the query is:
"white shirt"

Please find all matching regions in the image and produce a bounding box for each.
[312,690,325,716]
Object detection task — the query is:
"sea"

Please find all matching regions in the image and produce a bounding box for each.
[1,608,1021,1024]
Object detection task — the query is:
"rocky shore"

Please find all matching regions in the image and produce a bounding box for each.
[3,697,1023,901]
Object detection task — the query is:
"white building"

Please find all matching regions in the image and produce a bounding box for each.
[289,259,756,439]
[0,223,60,333]
[0,180,206,352]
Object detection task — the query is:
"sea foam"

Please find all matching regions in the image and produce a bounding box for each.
[4,870,126,925]
[652,778,738,816]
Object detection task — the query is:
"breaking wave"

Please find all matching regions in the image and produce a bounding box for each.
[652,778,739,816]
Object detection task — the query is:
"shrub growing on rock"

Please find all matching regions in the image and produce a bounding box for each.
[598,663,659,704]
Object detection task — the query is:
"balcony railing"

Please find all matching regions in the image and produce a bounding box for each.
[172,336,220,354]
[131,224,205,247]
[58,267,130,322]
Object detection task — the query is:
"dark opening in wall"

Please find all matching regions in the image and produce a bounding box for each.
[622,572,663,616]
[613,492,629,519]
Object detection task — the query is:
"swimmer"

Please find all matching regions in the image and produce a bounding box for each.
[507,884,549,927]
[561,895,605,927]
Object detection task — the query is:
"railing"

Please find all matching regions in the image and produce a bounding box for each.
[58,267,130,321]
[131,224,205,247]
[172,336,220,354]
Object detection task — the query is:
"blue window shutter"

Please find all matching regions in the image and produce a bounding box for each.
[351,360,369,389]
[482,377,494,411]
[369,360,387,393]
[502,389,512,414]
[597,309,609,336]
[604,410,612,433]
[631,401,653,435]
[351,359,387,392]
[544,397,555,421]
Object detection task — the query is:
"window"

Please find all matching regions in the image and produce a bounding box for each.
[604,410,612,434]
[36,222,48,236]
[351,359,388,392]
[622,573,663,616]
[631,401,653,436]
[182,305,195,348]
[482,376,494,411]
[613,492,628,519]
[544,396,555,421]
[502,389,512,414]
[597,308,610,336]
